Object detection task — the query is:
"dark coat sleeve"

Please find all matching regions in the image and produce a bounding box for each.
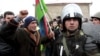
[0,19,19,41]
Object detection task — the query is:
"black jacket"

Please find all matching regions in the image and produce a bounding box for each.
[0,19,50,56]
[0,21,17,56]
[52,31,99,56]
[0,37,15,56]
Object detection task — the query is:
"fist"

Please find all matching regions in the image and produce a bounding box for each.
[19,10,28,19]
[48,31,55,39]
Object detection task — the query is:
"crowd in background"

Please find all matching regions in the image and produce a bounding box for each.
[0,3,100,56]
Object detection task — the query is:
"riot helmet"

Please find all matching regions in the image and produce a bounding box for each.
[91,12,100,20]
[61,4,83,31]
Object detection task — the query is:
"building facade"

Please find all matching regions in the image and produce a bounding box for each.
[34,0,92,20]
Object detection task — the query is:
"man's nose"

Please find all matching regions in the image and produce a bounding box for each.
[70,20,74,24]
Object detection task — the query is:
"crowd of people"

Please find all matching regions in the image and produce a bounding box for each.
[0,3,100,56]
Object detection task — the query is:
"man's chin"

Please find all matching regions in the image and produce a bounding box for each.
[69,29,76,31]
[29,29,37,34]
[30,30,36,34]
[67,29,77,33]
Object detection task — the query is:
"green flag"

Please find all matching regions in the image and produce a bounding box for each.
[36,0,47,22]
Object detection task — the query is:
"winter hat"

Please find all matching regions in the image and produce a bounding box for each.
[24,16,37,28]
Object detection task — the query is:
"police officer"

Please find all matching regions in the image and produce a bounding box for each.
[91,12,100,25]
[52,4,99,56]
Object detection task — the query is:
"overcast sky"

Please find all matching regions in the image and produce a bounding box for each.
[0,0,34,16]
[90,0,100,16]
[0,0,100,16]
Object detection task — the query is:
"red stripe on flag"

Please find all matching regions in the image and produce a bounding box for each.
[36,0,39,5]
[43,16,49,36]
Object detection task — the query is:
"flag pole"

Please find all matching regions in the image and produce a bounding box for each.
[46,11,52,21]
[39,0,55,39]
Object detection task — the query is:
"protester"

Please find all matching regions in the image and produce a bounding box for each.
[0,15,54,56]
[3,11,15,23]
[0,11,16,56]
